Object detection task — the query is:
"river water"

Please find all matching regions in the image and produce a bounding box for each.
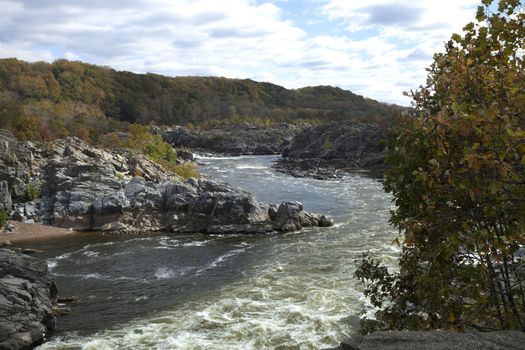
[34,155,398,349]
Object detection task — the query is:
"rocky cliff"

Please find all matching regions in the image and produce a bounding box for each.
[0,130,43,210]
[275,123,387,179]
[0,248,57,350]
[162,123,299,156]
[0,132,333,235]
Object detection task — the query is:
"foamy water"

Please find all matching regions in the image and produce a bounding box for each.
[36,155,397,349]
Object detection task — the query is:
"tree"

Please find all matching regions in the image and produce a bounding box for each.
[356,0,525,333]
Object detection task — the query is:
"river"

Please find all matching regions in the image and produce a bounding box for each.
[33,155,398,349]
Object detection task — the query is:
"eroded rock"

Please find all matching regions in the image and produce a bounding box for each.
[0,249,57,350]
[32,138,333,234]
[277,123,387,179]
[162,123,299,156]
[1,133,334,235]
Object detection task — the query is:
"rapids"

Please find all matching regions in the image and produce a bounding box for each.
[33,155,398,349]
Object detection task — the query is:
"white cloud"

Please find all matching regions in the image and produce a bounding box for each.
[318,0,480,101]
[0,0,482,106]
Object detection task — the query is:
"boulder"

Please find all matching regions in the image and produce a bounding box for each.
[0,249,57,350]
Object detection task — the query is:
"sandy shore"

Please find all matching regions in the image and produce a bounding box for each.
[0,221,83,244]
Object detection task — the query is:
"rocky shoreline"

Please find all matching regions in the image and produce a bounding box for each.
[0,130,333,236]
[275,123,387,180]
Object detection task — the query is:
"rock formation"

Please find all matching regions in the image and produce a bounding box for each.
[0,132,333,234]
[276,123,387,179]
[162,123,299,155]
[0,129,42,204]
[0,248,57,350]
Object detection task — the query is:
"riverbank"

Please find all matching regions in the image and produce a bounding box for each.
[0,221,85,244]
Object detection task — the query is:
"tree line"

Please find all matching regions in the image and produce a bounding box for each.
[0,58,403,143]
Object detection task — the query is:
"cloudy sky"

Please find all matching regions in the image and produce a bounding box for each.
[0,0,481,105]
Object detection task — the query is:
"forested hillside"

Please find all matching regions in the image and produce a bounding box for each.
[0,58,403,142]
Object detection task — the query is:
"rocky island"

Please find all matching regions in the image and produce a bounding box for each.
[274,123,388,179]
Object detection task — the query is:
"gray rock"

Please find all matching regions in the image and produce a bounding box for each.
[40,154,333,233]
[163,123,299,156]
[24,202,36,217]
[327,331,525,350]
[0,132,38,202]
[277,123,387,179]
[319,215,335,227]
[0,181,12,211]
[0,133,334,234]
[176,149,194,162]
[11,204,26,221]
[0,248,57,350]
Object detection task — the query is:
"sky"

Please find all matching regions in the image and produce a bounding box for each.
[0,0,482,106]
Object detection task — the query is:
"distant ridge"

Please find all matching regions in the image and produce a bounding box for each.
[0,58,404,129]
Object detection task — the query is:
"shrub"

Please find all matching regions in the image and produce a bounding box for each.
[24,183,41,201]
[0,210,8,227]
[323,139,333,151]
[170,163,200,181]
[123,124,200,179]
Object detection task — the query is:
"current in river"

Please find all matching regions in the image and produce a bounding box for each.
[29,155,398,349]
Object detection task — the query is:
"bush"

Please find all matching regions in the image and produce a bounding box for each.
[323,139,333,151]
[0,210,8,227]
[123,124,200,179]
[357,0,525,333]
[170,163,200,181]
[24,183,41,201]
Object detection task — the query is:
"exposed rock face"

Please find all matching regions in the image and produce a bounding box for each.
[0,248,57,350]
[276,123,386,179]
[0,181,11,211]
[162,123,299,155]
[0,132,333,234]
[327,331,525,350]
[0,130,40,204]
[23,137,332,234]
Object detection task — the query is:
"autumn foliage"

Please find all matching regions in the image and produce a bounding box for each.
[0,58,403,137]
[356,0,525,332]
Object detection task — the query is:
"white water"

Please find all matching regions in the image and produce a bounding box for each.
[38,155,398,349]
